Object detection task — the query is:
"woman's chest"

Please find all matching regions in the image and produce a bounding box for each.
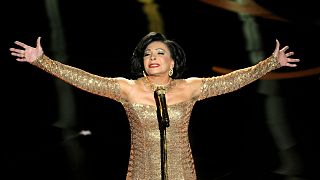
[123,100,196,129]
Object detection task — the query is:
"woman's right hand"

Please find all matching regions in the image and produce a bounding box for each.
[9,37,43,63]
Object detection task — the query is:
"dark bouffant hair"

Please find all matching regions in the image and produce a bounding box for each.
[131,32,186,79]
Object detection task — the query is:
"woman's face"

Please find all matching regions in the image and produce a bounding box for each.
[143,41,174,77]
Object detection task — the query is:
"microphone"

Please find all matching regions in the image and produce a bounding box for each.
[155,87,170,128]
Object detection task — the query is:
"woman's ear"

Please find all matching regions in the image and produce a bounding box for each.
[170,60,175,69]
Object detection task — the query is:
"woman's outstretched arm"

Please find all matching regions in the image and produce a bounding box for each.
[189,39,300,100]
[9,37,123,102]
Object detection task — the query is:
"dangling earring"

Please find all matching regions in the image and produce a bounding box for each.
[168,68,173,77]
[143,71,147,77]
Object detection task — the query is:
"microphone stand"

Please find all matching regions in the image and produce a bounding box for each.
[154,88,170,180]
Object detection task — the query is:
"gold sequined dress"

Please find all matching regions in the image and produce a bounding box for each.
[31,55,280,180]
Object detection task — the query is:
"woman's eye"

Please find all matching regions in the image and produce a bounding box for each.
[144,53,150,56]
[158,52,164,55]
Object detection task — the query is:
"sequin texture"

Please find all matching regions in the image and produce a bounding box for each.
[31,54,280,180]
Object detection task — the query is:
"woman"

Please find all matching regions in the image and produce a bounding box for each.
[9,32,299,180]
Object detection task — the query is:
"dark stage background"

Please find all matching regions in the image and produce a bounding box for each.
[0,0,319,180]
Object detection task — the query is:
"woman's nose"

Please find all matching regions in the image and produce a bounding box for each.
[150,54,156,61]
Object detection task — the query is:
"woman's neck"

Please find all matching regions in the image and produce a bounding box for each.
[146,75,171,86]
[142,75,173,93]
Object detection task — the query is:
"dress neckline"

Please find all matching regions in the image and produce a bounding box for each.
[122,98,197,108]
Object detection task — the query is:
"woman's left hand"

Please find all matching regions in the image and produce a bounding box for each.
[273,39,300,67]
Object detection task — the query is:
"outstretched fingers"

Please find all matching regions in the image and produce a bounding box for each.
[280,45,289,53]
[286,58,300,67]
[273,39,300,68]
[9,48,24,58]
[14,41,29,49]
[285,51,294,57]
[273,39,280,57]
[9,47,24,54]
[10,42,28,61]
[36,37,41,48]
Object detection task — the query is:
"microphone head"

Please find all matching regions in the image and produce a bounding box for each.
[155,87,166,95]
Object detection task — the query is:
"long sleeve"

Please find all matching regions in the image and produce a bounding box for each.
[31,54,121,102]
[198,55,281,100]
